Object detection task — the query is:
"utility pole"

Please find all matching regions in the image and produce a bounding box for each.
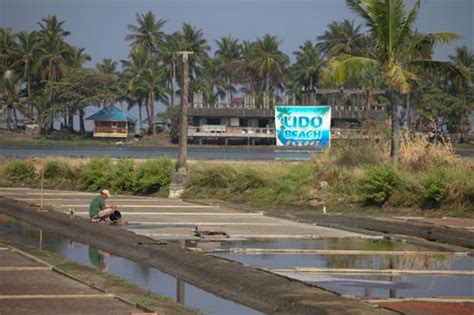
[176,51,193,171]
[169,51,193,199]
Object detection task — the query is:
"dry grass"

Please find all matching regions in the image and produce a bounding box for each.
[399,133,457,172]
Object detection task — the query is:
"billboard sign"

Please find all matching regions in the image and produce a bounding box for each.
[275,106,331,147]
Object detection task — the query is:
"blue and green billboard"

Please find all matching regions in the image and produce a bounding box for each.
[275,106,331,147]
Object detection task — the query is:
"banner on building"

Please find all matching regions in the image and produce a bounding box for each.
[275,106,331,147]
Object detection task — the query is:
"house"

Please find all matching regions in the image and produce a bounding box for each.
[187,89,387,144]
[86,105,136,138]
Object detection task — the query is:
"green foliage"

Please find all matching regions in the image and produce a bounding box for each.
[360,165,399,205]
[111,159,135,193]
[133,158,173,194]
[422,170,447,204]
[4,160,36,183]
[78,157,113,192]
[44,160,77,180]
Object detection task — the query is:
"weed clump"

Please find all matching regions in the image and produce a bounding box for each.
[133,158,173,195]
[78,157,113,192]
[422,170,447,205]
[4,160,37,184]
[44,160,77,180]
[111,159,135,193]
[360,164,399,205]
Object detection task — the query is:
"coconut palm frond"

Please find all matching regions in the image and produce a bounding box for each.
[385,63,418,93]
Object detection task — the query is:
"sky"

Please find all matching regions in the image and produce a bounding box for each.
[1,0,473,130]
[1,0,473,68]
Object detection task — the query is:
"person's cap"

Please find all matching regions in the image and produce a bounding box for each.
[101,189,111,198]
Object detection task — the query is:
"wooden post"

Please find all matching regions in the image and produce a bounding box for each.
[176,51,193,172]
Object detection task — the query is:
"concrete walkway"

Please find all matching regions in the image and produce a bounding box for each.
[0,187,377,240]
[0,243,148,315]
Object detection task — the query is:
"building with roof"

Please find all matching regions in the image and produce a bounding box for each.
[86,105,136,138]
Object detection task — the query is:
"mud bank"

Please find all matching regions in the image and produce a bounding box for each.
[0,197,392,315]
[294,215,474,249]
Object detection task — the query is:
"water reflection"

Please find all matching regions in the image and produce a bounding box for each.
[88,246,109,272]
[0,214,261,315]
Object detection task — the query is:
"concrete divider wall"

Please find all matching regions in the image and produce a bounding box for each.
[0,197,393,315]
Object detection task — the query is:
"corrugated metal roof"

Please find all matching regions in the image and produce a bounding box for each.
[86,105,137,122]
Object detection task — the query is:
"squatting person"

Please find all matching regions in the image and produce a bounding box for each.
[89,189,117,222]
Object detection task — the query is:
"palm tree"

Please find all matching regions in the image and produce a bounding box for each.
[15,31,40,98]
[0,27,17,72]
[125,11,167,54]
[36,15,71,82]
[317,19,366,58]
[0,70,27,130]
[138,66,168,135]
[160,33,183,107]
[449,46,474,91]
[96,58,118,75]
[215,35,241,104]
[248,34,289,108]
[65,46,91,69]
[291,40,325,103]
[121,49,154,131]
[178,23,210,81]
[324,0,462,165]
[38,15,70,40]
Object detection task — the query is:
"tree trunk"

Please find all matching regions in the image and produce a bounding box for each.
[79,108,85,135]
[406,93,411,131]
[366,86,374,139]
[27,72,32,99]
[144,101,151,135]
[171,60,176,108]
[390,90,399,166]
[138,103,143,132]
[6,107,11,130]
[149,92,155,135]
[68,112,74,133]
[13,108,18,129]
[265,71,270,109]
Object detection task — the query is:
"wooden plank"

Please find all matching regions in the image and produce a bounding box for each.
[0,267,52,271]
[60,205,219,208]
[63,211,260,216]
[367,297,474,303]
[0,294,114,299]
[190,248,467,256]
[270,268,474,276]
[130,222,285,226]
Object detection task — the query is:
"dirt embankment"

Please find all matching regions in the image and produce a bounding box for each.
[293,214,474,250]
[0,196,393,315]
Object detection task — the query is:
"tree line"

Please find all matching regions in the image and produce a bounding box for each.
[0,0,473,162]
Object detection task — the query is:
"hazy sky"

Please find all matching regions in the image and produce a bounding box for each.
[1,0,473,69]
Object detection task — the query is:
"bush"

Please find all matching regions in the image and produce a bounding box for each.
[5,160,37,184]
[78,157,113,192]
[44,160,77,180]
[133,158,173,194]
[111,159,135,193]
[422,170,447,205]
[360,164,399,205]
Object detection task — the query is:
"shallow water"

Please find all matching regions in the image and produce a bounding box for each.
[0,146,316,160]
[0,214,261,315]
[209,238,473,298]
